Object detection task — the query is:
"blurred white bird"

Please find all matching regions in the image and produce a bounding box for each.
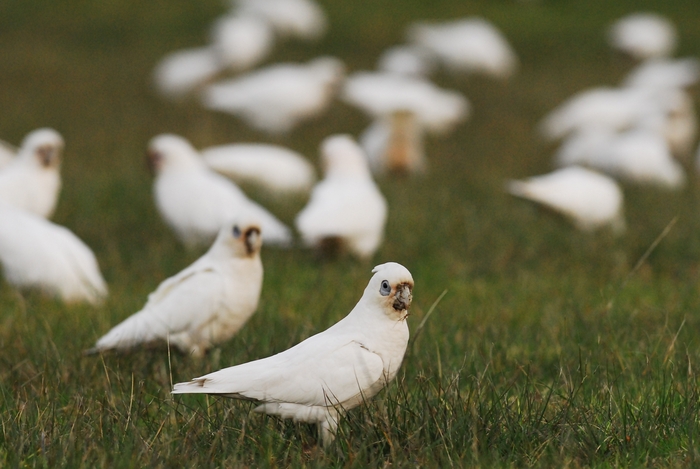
[88,220,263,356]
[173,261,414,446]
[153,47,223,100]
[149,134,292,248]
[0,203,107,305]
[360,110,426,174]
[407,17,518,79]
[201,143,316,195]
[608,12,677,60]
[555,127,686,189]
[507,166,626,234]
[295,135,387,259]
[210,15,274,72]
[0,139,16,169]
[377,45,435,77]
[0,128,63,218]
[342,71,470,135]
[232,0,327,40]
[622,58,700,91]
[202,57,345,133]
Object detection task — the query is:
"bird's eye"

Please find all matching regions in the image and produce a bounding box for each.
[232,225,241,238]
[379,280,391,296]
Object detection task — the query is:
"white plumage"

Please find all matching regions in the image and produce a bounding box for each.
[360,111,426,174]
[0,139,16,169]
[89,220,263,356]
[201,143,316,195]
[507,166,626,234]
[173,262,414,446]
[555,127,686,189]
[622,58,700,91]
[407,17,518,79]
[152,47,223,100]
[210,15,274,72]
[608,12,677,60]
[342,71,470,135]
[232,0,327,40]
[0,203,107,305]
[149,134,292,249]
[376,45,435,77]
[202,57,345,133]
[0,128,63,219]
[295,135,387,259]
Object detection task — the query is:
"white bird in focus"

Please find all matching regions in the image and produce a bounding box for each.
[608,12,677,60]
[0,203,107,305]
[377,45,435,77]
[342,71,470,135]
[232,0,327,40]
[0,128,63,219]
[507,166,626,234]
[360,110,426,174]
[88,220,263,357]
[295,135,387,259]
[173,262,414,446]
[555,127,686,189]
[202,57,345,133]
[149,134,292,248]
[201,143,316,195]
[407,17,518,79]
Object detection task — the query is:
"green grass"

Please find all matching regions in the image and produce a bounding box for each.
[2,0,700,466]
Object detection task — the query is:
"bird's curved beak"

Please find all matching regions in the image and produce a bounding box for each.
[37,146,59,168]
[245,227,261,255]
[392,283,413,312]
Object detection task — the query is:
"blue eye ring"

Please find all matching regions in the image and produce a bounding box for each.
[380,280,391,296]
[232,225,241,238]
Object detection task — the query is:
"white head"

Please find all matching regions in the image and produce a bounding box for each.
[362,262,414,320]
[209,216,263,259]
[147,134,204,174]
[18,128,64,169]
[320,134,372,179]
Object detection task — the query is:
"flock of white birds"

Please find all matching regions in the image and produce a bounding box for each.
[1,0,697,446]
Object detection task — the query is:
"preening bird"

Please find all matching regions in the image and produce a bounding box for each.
[0,128,63,219]
[407,17,518,79]
[88,220,263,356]
[233,0,327,41]
[201,143,316,195]
[0,203,107,305]
[342,71,470,135]
[149,134,292,249]
[173,262,414,446]
[202,56,345,133]
[295,135,387,259]
[507,166,626,234]
[607,12,677,60]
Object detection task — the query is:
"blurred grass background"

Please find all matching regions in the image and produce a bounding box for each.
[2,0,700,466]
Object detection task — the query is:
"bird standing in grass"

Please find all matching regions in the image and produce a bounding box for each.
[88,220,263,357]
[173,262,414,447]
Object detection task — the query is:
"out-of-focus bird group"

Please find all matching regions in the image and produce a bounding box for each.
[1,0,697,447]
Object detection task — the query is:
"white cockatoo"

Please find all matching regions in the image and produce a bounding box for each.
[376,45,435,78]
[407,17,518,79]
[360,110,426,174]
[173,262,414,446]
[607,13,677,60]
[0,128,63,219]
[232,0,327,41]
[201,143,316,195]
[342,71,470,136]
[88,219,263,357]
[555,127,685,189]
[153,47,223,100]
[149,134,292,249]
[295,135,387,259]
[0,203,107,305]
[622,58,700,91]
[0,139,16,169]
[202,57,345,133]
[507,166,626,234]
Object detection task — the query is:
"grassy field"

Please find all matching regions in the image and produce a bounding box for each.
[2,0,700,466]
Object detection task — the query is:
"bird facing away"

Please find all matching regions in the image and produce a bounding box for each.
[201,143,316,195]
[202,57,345,134]
[607,12,677,60]
[360,110,426,175]
[507,166,626,234]
[149,134,292,249]
[295,135,387,259]
[173,262,414,447]
[89,220,263,357]
[0,128,63,219]
[0,203,107,305]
